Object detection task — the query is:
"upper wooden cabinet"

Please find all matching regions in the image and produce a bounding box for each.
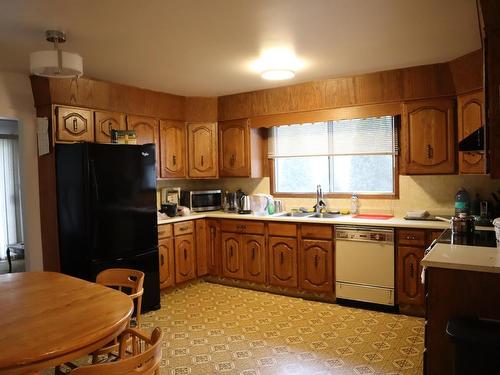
[55,106,94,142]
[94,111,125,144]
[187,122,218,178]
[159,120,186,178]
[401,98,455,174]
[126,115,160,174]
[218,119,267,178]
[457,90,486,174]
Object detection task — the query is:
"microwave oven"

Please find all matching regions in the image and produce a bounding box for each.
[180,190,222,212]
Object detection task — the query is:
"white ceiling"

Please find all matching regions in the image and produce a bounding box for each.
[0,0,481,96]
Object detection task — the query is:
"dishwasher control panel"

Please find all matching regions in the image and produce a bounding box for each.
[335,226,394,244]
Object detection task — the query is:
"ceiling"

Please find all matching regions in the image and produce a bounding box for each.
[0,0,481,97]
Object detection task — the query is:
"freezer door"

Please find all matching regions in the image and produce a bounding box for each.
[88,143,158,260]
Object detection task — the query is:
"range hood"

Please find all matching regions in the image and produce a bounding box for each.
[458,126,485,152]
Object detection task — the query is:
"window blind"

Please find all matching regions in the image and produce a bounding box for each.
[268,116,397,158]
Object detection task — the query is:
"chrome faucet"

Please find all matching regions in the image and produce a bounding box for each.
[315,184,327,214]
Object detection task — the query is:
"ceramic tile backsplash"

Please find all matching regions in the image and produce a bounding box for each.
[158,175,500,217]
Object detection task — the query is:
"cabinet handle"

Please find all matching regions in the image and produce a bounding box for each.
[280,252,284,265]
[73,118,78,132]
[252,248,256,260]
[406,235,416,240]
[184,249,187,260]
[179,226,188,231]
[426,144,434,159]
[230,154,235,167]
[160,254,164,266]
[230,246,233,258]
[201,155,204,166]
[172,155,176,166]
[210,227,216,266]
[314,255,319,268]
[108,121,112,134]
[410,263,414,278]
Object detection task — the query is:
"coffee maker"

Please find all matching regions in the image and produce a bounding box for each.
[223,191,239,213]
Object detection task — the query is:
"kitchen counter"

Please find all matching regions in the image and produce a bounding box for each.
[422,241,500,274]
[158,211,452,229]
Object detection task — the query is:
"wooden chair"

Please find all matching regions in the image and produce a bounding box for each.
[92,268,145,363]
[69,327,163,375]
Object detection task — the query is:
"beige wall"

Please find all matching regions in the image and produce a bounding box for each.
[0,71,43,271]
[159,175,500,217]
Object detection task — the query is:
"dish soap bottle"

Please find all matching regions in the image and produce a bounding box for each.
[455,187,470,216]
[351,193,360,215]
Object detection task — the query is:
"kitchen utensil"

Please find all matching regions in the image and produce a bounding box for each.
[239,195,251,214]
[274,200,284,213]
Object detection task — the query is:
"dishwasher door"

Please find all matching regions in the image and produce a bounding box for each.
[335,226,395,305]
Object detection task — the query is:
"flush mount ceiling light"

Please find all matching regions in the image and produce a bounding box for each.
[252,48,302,81]
[30,30,83,78]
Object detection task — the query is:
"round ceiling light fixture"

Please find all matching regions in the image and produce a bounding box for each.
[30,30,83,78]
[261,69,296,81]
[253,48,302,81]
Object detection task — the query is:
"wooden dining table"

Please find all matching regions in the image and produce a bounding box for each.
[0,272,134,374]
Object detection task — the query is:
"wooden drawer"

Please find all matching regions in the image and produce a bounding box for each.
[398,229,426,246]
[158,224,173,239]
[174,221,194,236]
[301,224,332,240]
[221,220,265,235]
[268,223,297,237]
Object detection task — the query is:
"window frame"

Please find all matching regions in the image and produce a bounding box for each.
[269,117,400,199]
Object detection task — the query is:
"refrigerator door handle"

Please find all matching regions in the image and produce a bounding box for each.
[89,159,99,202]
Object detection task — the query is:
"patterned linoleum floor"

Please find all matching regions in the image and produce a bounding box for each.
[139,281,424,375]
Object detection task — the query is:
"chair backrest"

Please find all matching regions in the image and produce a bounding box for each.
[96,268,145,296]
[71,327,163,375]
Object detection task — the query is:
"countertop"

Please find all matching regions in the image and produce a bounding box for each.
[158,210,452,229]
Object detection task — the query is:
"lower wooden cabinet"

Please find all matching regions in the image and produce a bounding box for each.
[299,239,333,293]
[269,236,298,288]
[242,235,266,283]
[174,234,196,283]
[206,219,221,276]
[195,220,208,277]
[158,237,175,289]
[397,246,424,306]
[221,232,244,279]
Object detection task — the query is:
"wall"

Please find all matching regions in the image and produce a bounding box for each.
[158,175,500,217]
[0,71,43,271]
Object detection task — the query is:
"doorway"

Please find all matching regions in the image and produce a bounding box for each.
[0,119,24,273]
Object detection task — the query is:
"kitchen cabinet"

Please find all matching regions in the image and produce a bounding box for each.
[206,219,221,276]
[268,236,298,288]
[221,232,244,279]
[195,219,208,277]
[174,233,196,283]
[55,106,94,142]
[218,119,267,178]
[159,119,186,178]
[401,98,455,174]
[242,234,266,283]
[94,110,125,144]
[299,239,333,293]
[126,115,160,175]
[187,122,218,178]
[457,90,486,174]
[158,237,175,288]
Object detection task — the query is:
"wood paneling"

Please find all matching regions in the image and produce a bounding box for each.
[448,50,483,95]
[218,62,456,121]
[31,76,185,120]
[185,97,218,122]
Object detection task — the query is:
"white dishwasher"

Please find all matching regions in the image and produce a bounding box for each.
[335,226,395,306]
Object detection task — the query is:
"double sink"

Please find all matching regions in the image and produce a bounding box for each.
[272,212,341,219]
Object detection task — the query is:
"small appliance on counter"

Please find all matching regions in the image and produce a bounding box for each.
[223,191,239,213]
[180,189,222,212]
[160,203,177,217]
[239,194,252,214]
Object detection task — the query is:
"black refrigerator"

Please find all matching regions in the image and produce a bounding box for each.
[55,142,160,312]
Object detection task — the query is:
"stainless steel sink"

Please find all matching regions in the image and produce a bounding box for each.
[273,212,312,217]
[308,212,340,219]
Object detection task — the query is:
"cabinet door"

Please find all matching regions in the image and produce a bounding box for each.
[300,239,333,293]
[127,115,160,175]
[206,219,221,276]
[187,122,218,178]
[397,246,424,306]
[159,237,175,288]
[221,232,244,279]
[269,237,298,288]
[219,119,249,177]
[174,234,196,283]
[56,106,94,142]
[160,120,186,178]
[401,99,455,174]
[242,234,266,283]
[195,219,208,277]
[94,111,125,144]
[457,91,486,174]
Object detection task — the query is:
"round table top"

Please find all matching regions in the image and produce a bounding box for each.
[0,272,133,373]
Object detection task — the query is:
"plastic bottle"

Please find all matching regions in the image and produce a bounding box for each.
[455,187,470,216]
[351,193,360,215]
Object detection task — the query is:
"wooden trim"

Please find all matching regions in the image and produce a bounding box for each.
[249,102,403,128]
